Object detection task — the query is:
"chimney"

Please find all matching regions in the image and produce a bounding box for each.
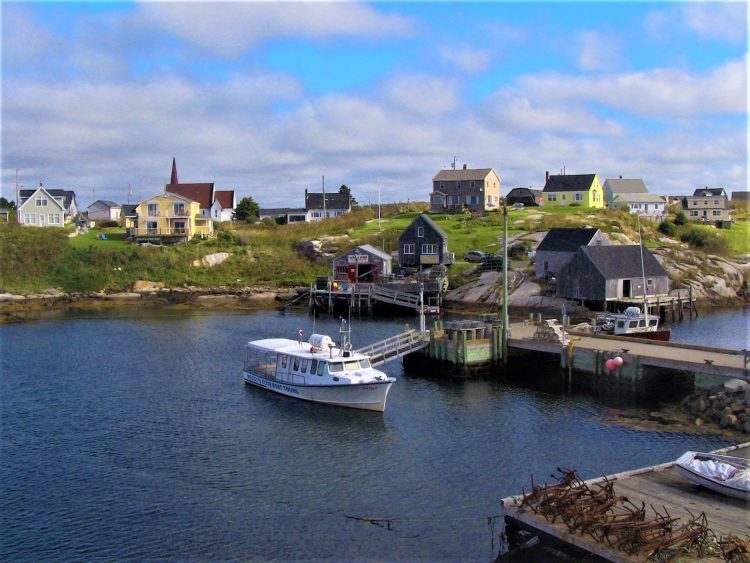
[39,180,43,187]
[545,171,549,183]
[463,163,467,170]
[619,175,622,179]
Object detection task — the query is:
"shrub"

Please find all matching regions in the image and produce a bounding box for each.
[658,219,677,237]
[98,220,120,228]
[674,211,688,226]
[679,225,728,254]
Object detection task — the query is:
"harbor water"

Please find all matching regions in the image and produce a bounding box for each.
[1,306,746,560]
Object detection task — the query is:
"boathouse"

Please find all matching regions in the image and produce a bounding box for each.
[535,227,609,280]
[332,244,392,285]
[398,214,453,270]
[556,244,669,307]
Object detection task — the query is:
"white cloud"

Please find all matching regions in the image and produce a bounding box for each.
[1,5,57,65]
[382,75,460,116]
[136,3,415,56]
[577,30,622,72]
[682,2,747,45]
[439,45,492,75]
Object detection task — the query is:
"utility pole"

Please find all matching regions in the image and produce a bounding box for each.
[377,176,381,231]
[502,204,509,364]
[15,169,20,224]
[322,176,326,218]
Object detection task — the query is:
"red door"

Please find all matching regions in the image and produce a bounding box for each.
[348,265,357,283]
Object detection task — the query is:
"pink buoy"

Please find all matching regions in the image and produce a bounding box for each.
[613,356,624,367]
[605,358,617,371]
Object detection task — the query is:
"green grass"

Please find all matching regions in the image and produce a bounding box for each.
[68,227,129,249]
[719,221,750,255]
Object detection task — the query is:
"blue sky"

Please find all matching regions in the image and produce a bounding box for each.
[2,1,747,208]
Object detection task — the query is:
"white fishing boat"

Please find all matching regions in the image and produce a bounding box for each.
[675,451,750,501]
[243,324,395,412]
[598,306,671,341]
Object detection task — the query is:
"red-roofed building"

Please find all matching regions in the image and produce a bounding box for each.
[165,159,236,222]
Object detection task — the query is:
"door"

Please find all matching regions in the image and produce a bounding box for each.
[622,279,631,298]
[39,213,46,226]
[348,265,356,283]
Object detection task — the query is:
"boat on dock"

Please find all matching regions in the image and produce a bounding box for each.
[675,451,750,501]
[598,306,671,341]
[242,325,395,412]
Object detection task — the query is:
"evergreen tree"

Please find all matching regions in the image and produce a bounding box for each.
[339,185,358,207]
[235,196,259,221]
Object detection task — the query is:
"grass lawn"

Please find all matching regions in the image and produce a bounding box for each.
[68,227,129,249]
[719,220,749,255]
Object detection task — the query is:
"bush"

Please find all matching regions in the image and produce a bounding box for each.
[658,219,677,237]
[674,211,688,226]
[679,225,728,253]
[98,220,120,228]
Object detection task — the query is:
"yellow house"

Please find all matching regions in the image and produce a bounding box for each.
[133,192,213,243]
[542,173,604,208]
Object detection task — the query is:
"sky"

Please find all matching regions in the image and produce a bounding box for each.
[1,1,747,210]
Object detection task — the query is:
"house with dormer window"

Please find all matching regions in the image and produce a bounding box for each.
[681,187,732,226]
[18,182,78,227]
[430,165,501,213]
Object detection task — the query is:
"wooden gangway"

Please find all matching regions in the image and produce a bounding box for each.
[370,286,422,311]
[502,443,750,562]
[356,330,429,367]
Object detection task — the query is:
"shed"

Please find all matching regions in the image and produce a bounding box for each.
[556,245,669,305]
[332,244,392,284]
[535,228,609,279]
[398,214,452,269]
[506,187,543,207]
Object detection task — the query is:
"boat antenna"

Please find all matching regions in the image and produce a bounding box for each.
[312,308,316,336]
[637,214,649,325]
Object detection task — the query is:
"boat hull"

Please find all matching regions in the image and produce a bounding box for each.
[243,370,394,412]
[621,329,671,341]
[675,452,750,501]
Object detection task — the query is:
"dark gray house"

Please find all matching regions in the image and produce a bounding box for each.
[506,187,543,207]
[535,228,609,279]
[398,214,452,269]
[556,245,669,306]
[332,244,392,285]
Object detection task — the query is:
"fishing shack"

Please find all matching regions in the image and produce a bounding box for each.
[332,244,392,286]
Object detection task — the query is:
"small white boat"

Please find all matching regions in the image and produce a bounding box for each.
[243,327,395,412]
[598,307,671,341]
[675,451,750,501]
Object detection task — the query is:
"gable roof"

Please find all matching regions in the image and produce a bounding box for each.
[537,228,602,252]
[121,204,138,216]
[166,183,214,208]
[433,168,495,182]
[350,244,392,262]
[141,191,198,205]
[603,179,648,194]
[580,245,667,280]
[20,188,76,209]
[19,187,66,211]
[543,174,597,193]
[506,187,542,198]
[88,199,120,210]
[692,187,727,198]
[305,191,351,210]
[214,190,235,209]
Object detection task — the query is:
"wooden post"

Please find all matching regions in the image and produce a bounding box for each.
[688,286,693,319]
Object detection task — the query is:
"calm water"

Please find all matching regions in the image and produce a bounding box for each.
[0,306,744,561]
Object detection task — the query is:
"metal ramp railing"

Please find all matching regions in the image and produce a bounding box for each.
[355,330,429,367]
[370,286,420,310]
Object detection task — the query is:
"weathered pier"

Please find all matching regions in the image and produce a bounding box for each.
[500,442,750,562]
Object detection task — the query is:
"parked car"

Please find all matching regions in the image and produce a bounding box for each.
[464,250,487,263]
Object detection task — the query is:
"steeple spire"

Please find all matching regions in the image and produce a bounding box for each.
[170,157,178,185]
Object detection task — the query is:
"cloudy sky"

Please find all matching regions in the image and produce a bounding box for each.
[2,1,747,209]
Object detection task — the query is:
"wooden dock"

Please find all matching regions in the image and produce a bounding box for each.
[501,443,750,562]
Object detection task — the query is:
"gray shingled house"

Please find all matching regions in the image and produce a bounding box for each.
[535,227,609,279]
[556,245,669,306]
[603,178,649,206]
[398,214,452,269]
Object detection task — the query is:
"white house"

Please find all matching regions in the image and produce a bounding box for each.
[211,190,236,222]
[610,193,667,221]
[18,183,77,227]
[87,200,122,221]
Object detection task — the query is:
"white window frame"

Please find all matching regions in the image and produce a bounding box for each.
[148,203,159,216]
[147,221,158,234]
[574,193,583,202]
[421,243,437,254]
[403,243,415,255]
[173,202,185,216]
[36,197,47,206]
[417,226,424,238]
[548,193,557,202]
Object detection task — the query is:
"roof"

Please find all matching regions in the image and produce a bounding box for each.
[88,199,120,210]
[141,191,197,205]
[543,174,597,193]
[20,188,76,208]
[214,190,235,209]
[580,245,667,280]
[305,191,351,210]
[433,168,495,182]
[417,213,448,239]
[537,228,602,252]
[692,187,727,198]
[247,337,369,362]
[19,187,66,211]
[603,179,648,194]
[259,207,306,216]
[166,183,214,208]
[121,204,138,216]
[611,193,666,204]
[347,244,392,262]
[506,187,542,198]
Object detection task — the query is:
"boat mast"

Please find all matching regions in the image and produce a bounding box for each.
[637,214,649,325]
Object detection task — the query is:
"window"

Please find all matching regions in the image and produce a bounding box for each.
[336,265,348,275]
[692,200,698,206]
[24,213,31,223]
[574,193,583,201]
[470,180,475,189]
[714,199,719,205]
[36,197,47,206]
[147,221,157,234]
[148,203,159,216]
[548,193,557,202]
[329,362,343,373]
[457,181,461,189]
[421,243,437,254]
[317,361,325,376]
[344,360,359,371]
[487,195,492,204]
[417,226,424,237]
[440,182,444,189]
[293,357,300,371]
[311,359,318,375]
[174,221,186,234]
[561,194,567,202]
[311,211,323,218]
[173,203,185,215]
[49,213,61,224]
[301,359,310,373]
[359,358,371,369]
[281,355,288,369]
[690,210,699,217]
[403,243,415,255]
[712,210,721,216]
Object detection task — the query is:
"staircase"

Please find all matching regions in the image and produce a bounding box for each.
[355,330,429,367]
[370,286,421,310]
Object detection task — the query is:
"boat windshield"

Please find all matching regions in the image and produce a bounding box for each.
[328,362,344,373]
[359,358,371,369]
[344,360,359,371]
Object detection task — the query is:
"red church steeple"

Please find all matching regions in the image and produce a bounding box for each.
[170,157,179,185]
